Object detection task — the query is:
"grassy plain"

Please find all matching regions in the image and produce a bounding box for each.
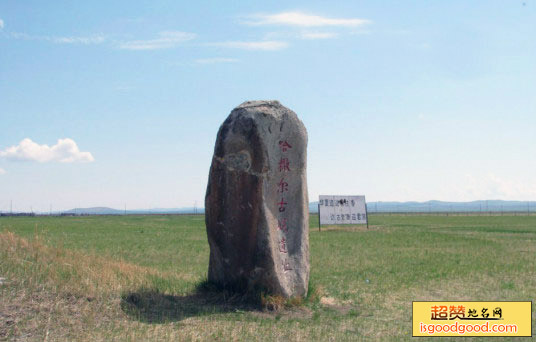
[1,214,535,341]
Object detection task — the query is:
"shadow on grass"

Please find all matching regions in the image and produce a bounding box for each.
[120,281,261,323]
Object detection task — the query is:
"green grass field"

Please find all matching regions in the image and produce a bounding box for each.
[1,214,535,341]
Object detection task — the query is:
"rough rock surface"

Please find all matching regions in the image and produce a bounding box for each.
[205,100,309,298]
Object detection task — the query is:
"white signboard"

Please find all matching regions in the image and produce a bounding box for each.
[319,195,367,225]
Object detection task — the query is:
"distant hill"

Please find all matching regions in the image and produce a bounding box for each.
[61,200,535,215]
[63,207,123,215]
[128,207,205,214]
[61,207,204,215]
[309,200,535,213]
[366,200,535,213]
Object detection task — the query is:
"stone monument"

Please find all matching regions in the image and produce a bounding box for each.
[205,100,309,298]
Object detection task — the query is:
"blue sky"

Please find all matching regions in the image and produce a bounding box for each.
[1,1,535,212]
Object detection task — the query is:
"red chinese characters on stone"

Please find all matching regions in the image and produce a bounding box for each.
[279,158,290,172]
[277,140,292,272]
[279,237,288,253]
[278,218,288,232]
[278,140,292,152]
[277,198,288,212]
[278,178,288,193]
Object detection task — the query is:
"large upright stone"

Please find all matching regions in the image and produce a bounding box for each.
[205,100,309,298]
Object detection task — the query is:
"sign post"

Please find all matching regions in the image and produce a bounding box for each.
[364,196,369,229]
[317,203,321,232]
[318,195,368,229]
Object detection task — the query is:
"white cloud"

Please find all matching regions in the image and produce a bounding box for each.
[194,57,239,64]
[0,168,5,175]
[52,35,106,45]
[299,32,338,40]
[0,138,94,163]
[245,11,371,27]
[455,174,536,201]
[5,32,32,40]
[209,40,288,51]
[5,32,106,45]
[0,19,4,29]
[119,31,196,50]
[262,30,339,41]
